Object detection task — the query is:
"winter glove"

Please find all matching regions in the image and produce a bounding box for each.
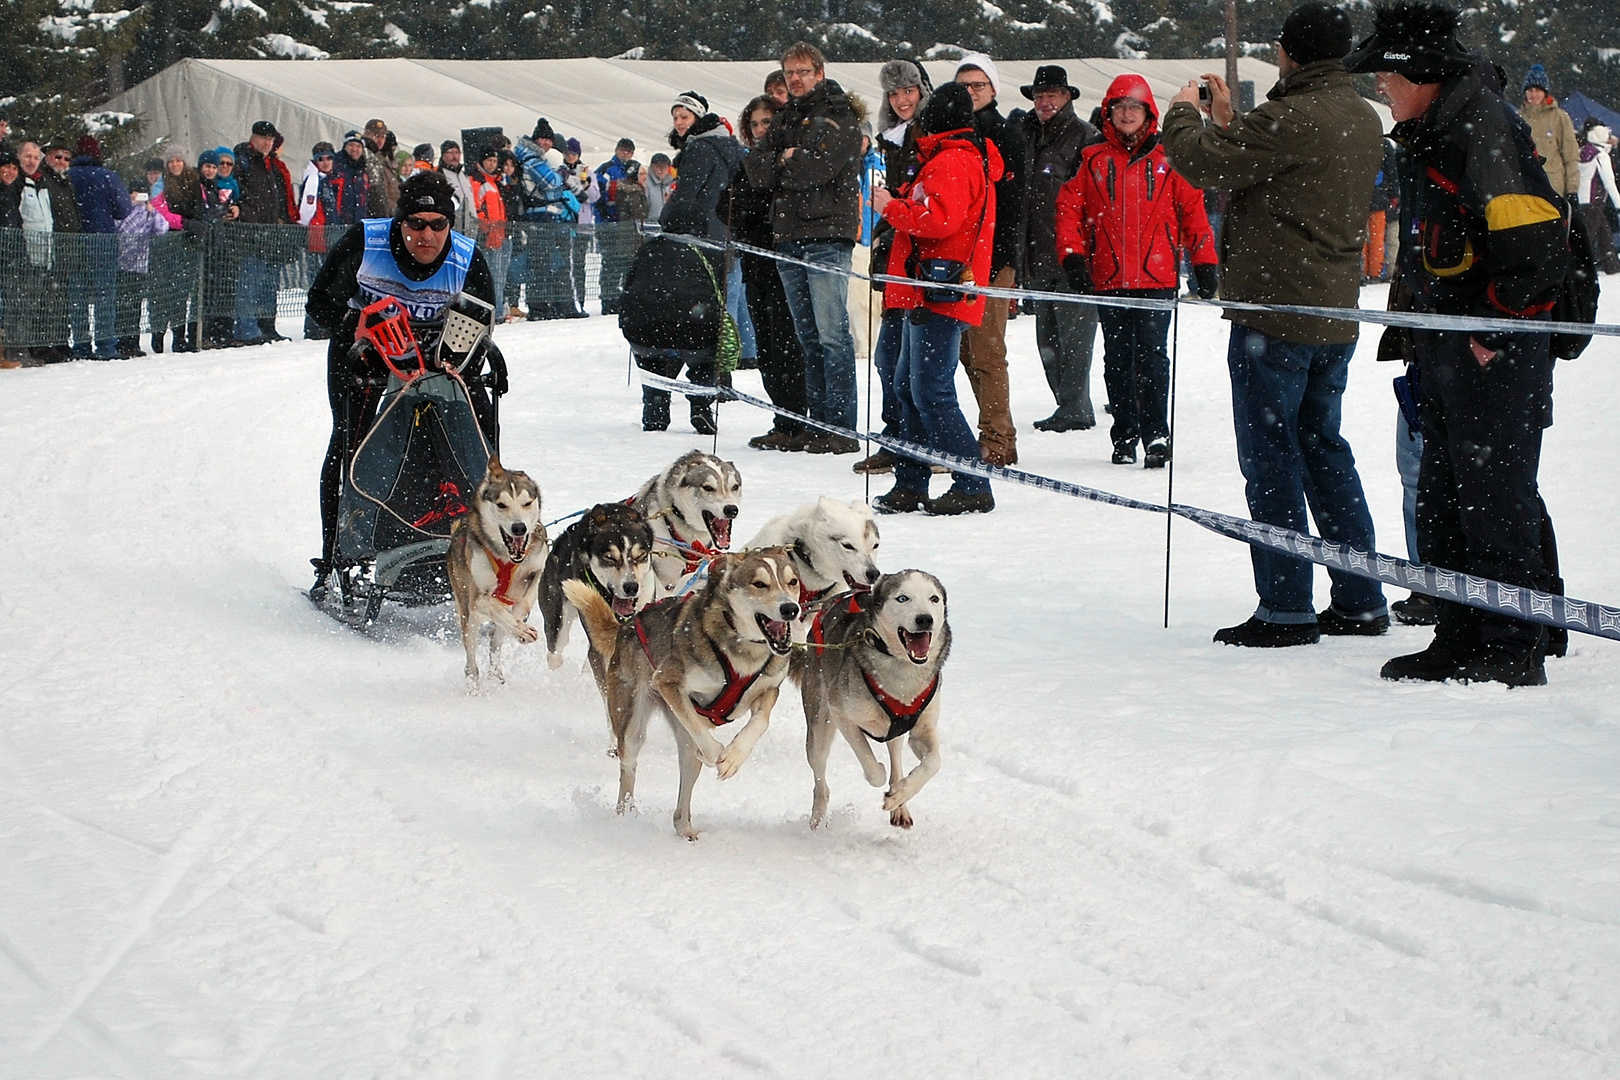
[1061,255,1093,295]
[485,344,510,396]
[1193,264,1220,300]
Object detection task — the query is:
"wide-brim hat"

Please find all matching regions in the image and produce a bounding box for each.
[1021,64,1079,100]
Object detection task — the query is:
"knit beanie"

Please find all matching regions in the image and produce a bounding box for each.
[396,170,457,220]
[164,142,190,163]
[1589,125,1612,146]
[1277,2,1355,65]
[673,91,710,118]
[917,82,976,136]
[1344,3,1477,84]
[954,53,1000,100]
[76,134,101,161]
[531,117,555,143]
[198,149,220,168]
[1523,63,1551,94]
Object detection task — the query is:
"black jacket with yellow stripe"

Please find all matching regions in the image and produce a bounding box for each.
[1393,70,1568,321]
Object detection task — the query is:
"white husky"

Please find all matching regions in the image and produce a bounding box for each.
[747,496,881,613]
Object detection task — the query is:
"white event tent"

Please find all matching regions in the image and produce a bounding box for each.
[105,55,1322,166]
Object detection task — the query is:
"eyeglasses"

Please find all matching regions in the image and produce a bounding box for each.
[315,153,334,161]
[783,66,817,78]
[48,152,71,162]
[1109,100,1147,115]
[403,215,449,232]
[958,80,992,93]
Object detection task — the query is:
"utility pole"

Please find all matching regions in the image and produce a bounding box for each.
[1225,0,1239,91]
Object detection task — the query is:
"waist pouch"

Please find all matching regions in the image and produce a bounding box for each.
[916,257,971,304]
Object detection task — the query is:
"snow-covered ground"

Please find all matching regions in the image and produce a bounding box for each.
[3,289,1619,1078]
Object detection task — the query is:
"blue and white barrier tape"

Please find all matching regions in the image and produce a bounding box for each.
[639,370,1620,643]
[659,231,1620,338]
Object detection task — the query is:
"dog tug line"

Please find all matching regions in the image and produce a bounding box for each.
[638,371,1620,645]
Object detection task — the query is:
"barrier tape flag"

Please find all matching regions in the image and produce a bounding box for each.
[659,231,1620,339]
[639,371,1620,643]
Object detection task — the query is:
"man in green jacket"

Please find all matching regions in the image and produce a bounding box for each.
[1160,2,1389,648]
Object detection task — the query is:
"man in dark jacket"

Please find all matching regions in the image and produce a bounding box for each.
[232,120,294,343]
[65,135,129,359]
[1346,3,1569,686]
[1161,2,1388,649]
[744,41,864,454]
[951,54,1026,465]
[1017,65,1100,433]
[594,138,641,314]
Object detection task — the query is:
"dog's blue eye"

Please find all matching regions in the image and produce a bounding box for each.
[897,595,909,603]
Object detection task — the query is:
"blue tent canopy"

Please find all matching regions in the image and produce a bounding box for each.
[1563,91,1620,132]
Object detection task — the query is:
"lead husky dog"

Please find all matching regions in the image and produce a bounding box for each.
[447,455,548,687]
[746,496,881,614]
[565,549,804,840]
[801,571,951,829]
[627,451,742,599]
[537,502,655,686]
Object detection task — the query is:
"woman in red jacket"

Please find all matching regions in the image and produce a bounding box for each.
[1056,74,1217,468]
[871,83,1001,516]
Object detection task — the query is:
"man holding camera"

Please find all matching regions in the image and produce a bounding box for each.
[1160,1,1388,648]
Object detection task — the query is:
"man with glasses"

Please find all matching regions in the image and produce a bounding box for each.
[744,41,865,454]
[17,142,80,361]
[305,170,506,600]
[952,53,1026,466]
[233,120,294,344]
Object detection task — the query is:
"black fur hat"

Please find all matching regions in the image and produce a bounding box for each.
[917,82,975,136]
[1344,2,1476,83]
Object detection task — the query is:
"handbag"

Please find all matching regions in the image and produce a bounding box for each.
[905,140,991,306]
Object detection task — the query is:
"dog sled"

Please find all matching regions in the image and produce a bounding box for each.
[319,293,506,628]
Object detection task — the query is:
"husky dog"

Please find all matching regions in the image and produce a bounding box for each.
[801,571,951,830]
[538,502,655,680]
[747,496,882,613]
[447,455,548,686]
[564,549,805,840]
[627,451,742,598]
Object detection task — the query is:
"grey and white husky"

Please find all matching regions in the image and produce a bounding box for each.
[447,455,548,687]
[627,451,742,599]
[801,570,951,830]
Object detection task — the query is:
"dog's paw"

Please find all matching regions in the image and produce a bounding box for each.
[547,651,564,670]
[513,623,540,645]
[888,804,914,829]
[697,737,725,769]
[716,742,751,780]
[674,814,699,841]
[862,760,888,787]
[881,787,914,813]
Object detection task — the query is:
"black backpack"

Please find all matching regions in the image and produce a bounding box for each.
[1551,208,1601,360]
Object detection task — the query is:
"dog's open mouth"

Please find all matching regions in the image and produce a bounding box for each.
[756,613,792,655]
[703,511,732,549]
[502,529,530,562]
[898,628,932,664]
[844,571,874,593]
[611,594,638,619]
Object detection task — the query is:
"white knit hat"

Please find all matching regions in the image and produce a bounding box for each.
[1589,124,1612,146]
[955,53,1001,101]
[672,90,710,119]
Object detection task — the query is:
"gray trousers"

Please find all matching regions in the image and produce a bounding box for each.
[1030,276,1098,424]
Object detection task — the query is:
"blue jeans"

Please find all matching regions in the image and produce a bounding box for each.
[484,242,512,315]
[1396,405,1422,563]
[776,239,857,430]
[874,309,904,436]
[1227,325,1385,623]
[234,255,277,341]
[893,310,990,496]
[71,253,118,358]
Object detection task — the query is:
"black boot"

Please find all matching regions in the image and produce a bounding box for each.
[690,400,716,435]
[642,389,670,431]
[151,332,164,354]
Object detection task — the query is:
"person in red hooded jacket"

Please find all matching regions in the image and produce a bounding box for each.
[870,83,1002,516]
[1056,74,1217,469]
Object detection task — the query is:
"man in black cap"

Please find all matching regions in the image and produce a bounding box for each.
[1344,3,1569,686]
[232,120,294,343]
[437,138,479,237]
[1160,3,1389,649]
[1016,64,1100,434]
[304,169,506,601]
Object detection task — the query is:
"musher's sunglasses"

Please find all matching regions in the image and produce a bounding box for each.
[403,215,450,232]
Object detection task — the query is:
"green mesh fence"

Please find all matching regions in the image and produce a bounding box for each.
[0,221,647,349]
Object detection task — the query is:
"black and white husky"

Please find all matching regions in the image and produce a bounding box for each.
[538,502,655,681]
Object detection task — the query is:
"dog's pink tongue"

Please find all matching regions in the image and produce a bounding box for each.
[708,516,731,548]
[904,631,932,661]
[612,596,637,617]
[765,619,789,643]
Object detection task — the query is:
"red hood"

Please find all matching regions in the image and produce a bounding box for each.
[1100,73,1159,148]
[914,128,1006,183]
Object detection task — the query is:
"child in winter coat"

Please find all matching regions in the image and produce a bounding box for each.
[114,180,172,357]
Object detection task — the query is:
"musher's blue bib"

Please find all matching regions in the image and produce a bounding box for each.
[351,218,476,323]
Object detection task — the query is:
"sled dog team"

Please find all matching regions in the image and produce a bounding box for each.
[446,450,954,839]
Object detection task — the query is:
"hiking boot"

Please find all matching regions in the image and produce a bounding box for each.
[690,403,716,435]
[1380,641,1471,682]
[1391,593,1439,626]
[1111,441,1137,465]
[1213,617,1320,648]
[805,432,860,455]
[925,489,995,516]
[1317,607,1390,636]
[1033,412,1093,432]
[872,487,929,515]
[1453,643,1548,687]
[309,559,332,603]
[1143,438,1171,469]
[749,427,798,451]
[853,449,897,474]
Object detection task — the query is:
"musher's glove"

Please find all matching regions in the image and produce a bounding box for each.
[1194,264,1220,300]
[1062,254,1093,295]
[486,343,510,396]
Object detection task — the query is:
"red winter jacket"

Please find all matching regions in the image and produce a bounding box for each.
[881,129,1004,326]
[1055,74,1215,291]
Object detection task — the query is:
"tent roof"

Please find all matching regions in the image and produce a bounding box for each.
[105,55,1373,167]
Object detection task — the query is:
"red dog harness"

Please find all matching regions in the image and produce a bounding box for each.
[665,521,717,575]
[859,671,939,743]
[634,607,761,726]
